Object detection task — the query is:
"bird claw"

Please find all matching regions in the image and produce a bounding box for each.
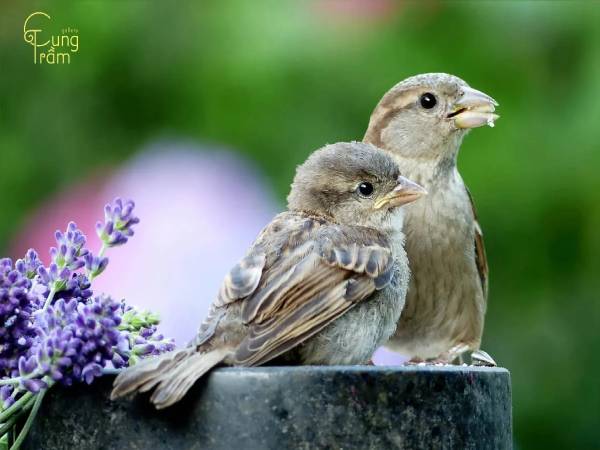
[471,349,497,367]
[403,357,427,366]
[403,345,496,367]
[404,357,451,366]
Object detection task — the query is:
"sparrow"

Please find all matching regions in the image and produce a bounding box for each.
[363,73,498,365]
[111,141,426,409]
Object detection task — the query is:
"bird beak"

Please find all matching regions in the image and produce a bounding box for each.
[448,86,500,129]
[374,176,427,209]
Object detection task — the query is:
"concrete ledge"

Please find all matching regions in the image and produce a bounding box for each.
[24,365,512,450]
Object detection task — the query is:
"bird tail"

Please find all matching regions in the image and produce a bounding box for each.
[110,346,228,409]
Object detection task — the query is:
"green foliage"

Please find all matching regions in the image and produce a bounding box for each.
[1,1,599,448]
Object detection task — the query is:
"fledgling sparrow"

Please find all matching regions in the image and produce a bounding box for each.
[111,141,426,408]
[363,73,498,365]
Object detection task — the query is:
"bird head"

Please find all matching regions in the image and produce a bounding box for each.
[364,73,499,162]
[287,142,427,228]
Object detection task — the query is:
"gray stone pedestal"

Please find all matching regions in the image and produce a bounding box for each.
[24,365,511,450]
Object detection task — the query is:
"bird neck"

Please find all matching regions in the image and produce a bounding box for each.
[385,139,462,192]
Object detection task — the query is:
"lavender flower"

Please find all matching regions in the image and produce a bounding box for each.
[84,254,109,279]
[34,222,92,296]
[126,326,175,365]
[17,296,128,388]
[0,259,39,373]
[15,249,43,280]
[60,273,93,302]
[96,198,140,248]
[36,263,71,293]
[0,197,167,446]
[0,384,14,408]
[118,302,160,332]
[115,302,175,366]
[138,326,175,355]
[50,222,89,270]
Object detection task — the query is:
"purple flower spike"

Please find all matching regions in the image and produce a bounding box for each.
[18,355,37,376]
[21,378,47,393]
[15,249,43,279]
[1,385,12,401]
[37,263,71,294]
[62,274,93,301]
[84,254,109,278]
[96,198,139,248]
[50,222,89,272]
[0,259,39,372]
[20,295,131,387]
[132,343,156,356]
[112,353,126,368]
[81,363,102,384]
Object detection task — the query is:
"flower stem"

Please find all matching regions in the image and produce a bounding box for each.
[0,393,33,423]
[86,242,108,281]
[0,395,34,439]
[42,285,58,311]
[97,243,108,259]
[0,412,19,441]
[88,243,109,282]
[9,390,45,450]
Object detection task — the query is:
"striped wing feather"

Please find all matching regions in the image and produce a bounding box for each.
[232,216,394,366]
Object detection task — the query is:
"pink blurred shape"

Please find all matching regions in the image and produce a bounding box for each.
[11,173,108,264]
[12,141,279,346]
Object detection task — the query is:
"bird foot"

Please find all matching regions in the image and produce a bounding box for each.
[404,357,453,366]
[404,344,473,366]
[471,349,497,367]
[403,357,425,365]
[401,345,496,367]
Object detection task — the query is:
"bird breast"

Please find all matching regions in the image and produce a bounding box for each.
[390,162,485,358]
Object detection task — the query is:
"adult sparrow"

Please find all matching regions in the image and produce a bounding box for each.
[111,141,426,408]
[363,73,498,365]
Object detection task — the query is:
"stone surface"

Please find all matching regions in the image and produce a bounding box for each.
[24,366,511,450]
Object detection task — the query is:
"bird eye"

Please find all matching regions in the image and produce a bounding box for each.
[357,182,374,198]
[420,92,437,109]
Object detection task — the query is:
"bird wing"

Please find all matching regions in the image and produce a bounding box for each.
[466,187,489,302]
[190,250,267,348]
[229,214,394,367]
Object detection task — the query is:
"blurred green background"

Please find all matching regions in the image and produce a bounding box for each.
[1,1,599,448]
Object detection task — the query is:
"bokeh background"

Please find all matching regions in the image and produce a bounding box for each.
[1,1,599,448]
